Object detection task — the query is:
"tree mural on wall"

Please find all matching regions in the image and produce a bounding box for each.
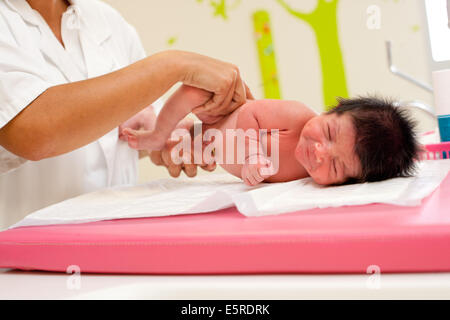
[196,0,242,20]
[276,0,348,109]
[197,0,349,110]
[197,0,283,99]
[253,10,282,99]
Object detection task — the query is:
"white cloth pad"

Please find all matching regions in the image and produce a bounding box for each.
[10,160,450,229]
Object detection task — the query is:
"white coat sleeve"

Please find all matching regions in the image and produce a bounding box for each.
[0,19,54,174]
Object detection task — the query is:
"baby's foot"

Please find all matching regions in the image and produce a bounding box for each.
[122,128,166,151]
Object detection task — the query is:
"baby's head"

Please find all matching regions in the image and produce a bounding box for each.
[294,96,420,185]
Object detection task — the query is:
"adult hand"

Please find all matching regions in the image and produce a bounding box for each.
[149,141,216,178]
[176,51,254,123]
[148,118,216,178]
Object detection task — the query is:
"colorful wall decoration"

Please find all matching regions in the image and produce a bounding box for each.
[197,0,348,110]
[276,0,349,110]
[253,10,282,99]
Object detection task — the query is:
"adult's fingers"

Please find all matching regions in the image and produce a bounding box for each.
[179,52,252,118]
[183,163,198,177]
[231,68,247,106]
[149,150,164,166]
[244,82,254,100]
[160,145,183,178]
[168,164,182,178]
[216,68,246,116]
[179,146,197,178]
[217,67,246,116]
[160,140,179,167]
[149,127,218,178]
[204,68,237,115]
[200,162,216,172]
[200,69,249,120]
[151,144,191,178]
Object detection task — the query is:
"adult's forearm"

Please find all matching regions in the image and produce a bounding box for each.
[0,51,182,160]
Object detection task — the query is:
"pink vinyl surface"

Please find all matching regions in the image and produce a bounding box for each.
[1,173,450,275]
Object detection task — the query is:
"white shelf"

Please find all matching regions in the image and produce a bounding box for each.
[2,269,450,300]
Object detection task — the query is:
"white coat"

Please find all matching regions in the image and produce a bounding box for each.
[0,0,148,228]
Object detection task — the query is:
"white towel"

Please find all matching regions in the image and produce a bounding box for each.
[10,160,450,228]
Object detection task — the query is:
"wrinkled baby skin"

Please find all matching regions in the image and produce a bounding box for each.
[124,85,361,186]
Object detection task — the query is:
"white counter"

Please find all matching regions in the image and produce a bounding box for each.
[2,269,450,299]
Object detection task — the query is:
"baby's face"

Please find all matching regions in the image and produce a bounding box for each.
[294,112,361,185]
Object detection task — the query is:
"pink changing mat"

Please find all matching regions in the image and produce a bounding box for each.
[1,173,450,274]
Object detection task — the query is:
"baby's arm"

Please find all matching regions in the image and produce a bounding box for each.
[123,85,211,150]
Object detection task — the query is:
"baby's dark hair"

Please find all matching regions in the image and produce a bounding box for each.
[327,96,420,183]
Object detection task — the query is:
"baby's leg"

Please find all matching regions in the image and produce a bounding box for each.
[123,85,212,150]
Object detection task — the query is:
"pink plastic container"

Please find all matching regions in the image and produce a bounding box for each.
[421,142,450,160]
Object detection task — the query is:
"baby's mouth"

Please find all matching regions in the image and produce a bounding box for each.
[296,137,315,172]
[295,138,311,172]
[305,145,313,172]
[306,142,320,172]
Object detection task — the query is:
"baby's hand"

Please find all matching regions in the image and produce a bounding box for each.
[241,155,274,186]
[122,128,166,151]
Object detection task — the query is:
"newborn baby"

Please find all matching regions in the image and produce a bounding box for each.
[123,85,419,186]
